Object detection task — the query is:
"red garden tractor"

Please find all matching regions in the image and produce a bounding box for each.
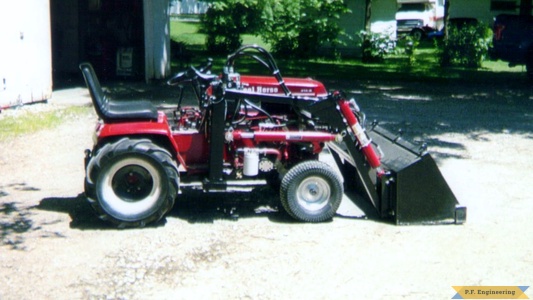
[80,45,466,228]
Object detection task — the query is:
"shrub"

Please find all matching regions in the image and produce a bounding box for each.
[359,30,396,63]
[401,35,419,65]
[439,23,492,68]
[201,0,263,54]
[200,0,349,58]
[260,0,350,58]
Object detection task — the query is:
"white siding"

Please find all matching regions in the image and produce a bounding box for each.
[336,0,366,55]
[448,0,511,24]
[144,0,171,81]
[371,0,398,36]
[0,0,52,107]
[337,0,397,55]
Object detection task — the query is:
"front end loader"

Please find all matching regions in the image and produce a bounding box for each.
[80,45,465,228]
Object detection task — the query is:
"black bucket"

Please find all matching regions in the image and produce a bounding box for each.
[368,125,466,225]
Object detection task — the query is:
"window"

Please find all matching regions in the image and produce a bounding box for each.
[491,1,518,11]
[398,3,427,12]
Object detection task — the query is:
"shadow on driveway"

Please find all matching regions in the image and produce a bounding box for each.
[35,187,294,230]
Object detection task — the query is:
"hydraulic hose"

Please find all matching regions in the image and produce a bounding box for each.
[226,45,292,96]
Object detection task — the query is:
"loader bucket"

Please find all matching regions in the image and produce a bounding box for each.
[329,125,466,225]
[368,125,466,225]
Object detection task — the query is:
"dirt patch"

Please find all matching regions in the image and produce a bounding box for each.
[1,81,532,299]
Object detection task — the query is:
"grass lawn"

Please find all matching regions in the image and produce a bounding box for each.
[0,106,92,141]
[170,20,269,51]
[170,21,206,47]
[170,20,527,84]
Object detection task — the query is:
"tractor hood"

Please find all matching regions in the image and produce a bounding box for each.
[240,76,328,97]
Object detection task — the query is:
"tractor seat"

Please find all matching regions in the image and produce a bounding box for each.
[79,63,159,123]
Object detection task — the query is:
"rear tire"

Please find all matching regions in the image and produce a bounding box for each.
[280,161,343,222]
[85,138,179,228]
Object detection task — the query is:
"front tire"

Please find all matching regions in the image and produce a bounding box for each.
[85,138,179,228]
[410,28,424,41]
[280,161,343,222]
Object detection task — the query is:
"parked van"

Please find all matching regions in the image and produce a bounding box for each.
[491,14,533,79]
[396,0,444,40]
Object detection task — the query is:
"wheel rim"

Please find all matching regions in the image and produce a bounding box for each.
[411,30,423,41]
[295,176,331,212]
[100,157,162,218]
[113,165,154,202]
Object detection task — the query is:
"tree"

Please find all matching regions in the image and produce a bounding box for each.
[364,0,372,32]
[261,0,350,58]
[443,0,450,40]
[201,0,350,57]
[361,0,374,62]
[201,0,264,53]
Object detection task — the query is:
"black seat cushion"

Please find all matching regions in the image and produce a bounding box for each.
[79,63,159,122]
[104,98,159,121]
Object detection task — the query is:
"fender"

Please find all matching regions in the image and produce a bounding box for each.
[96,112,187,168]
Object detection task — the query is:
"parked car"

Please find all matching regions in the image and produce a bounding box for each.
[396,0,445,40]
[491,14,533,79]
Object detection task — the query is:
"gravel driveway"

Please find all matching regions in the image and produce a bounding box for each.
[1,79,532,299]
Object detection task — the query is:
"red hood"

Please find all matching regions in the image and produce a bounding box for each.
[239,75,328,97]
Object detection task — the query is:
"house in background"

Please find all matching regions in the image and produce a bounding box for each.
[51,0,170,82]
[1,0,171,108]
[0,1,52,107]
[343,0,531,39]
[336,0,530,55]
[169,0,208,15]
[448,0,528,23]
[1,0,531,108]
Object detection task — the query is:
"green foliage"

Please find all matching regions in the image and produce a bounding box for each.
[358,30,396,63]
[169,20,523,83]
[401,35,419,65]
[200,0,264,54]
[261,0,350,58]
[439,23,493,68]
[200,0,349,57]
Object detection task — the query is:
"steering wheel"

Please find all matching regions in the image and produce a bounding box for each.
[166,70,192,86]
[167,62,217,86]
